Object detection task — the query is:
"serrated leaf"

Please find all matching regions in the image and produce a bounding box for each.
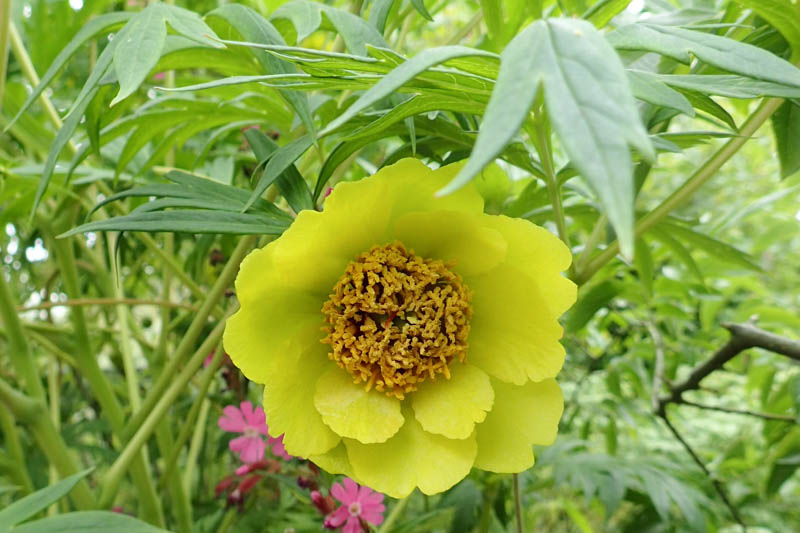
[9,511,171,533]
[320,46,496,135]
[627,70,694,116]
[5,12,132,132]
[772,101,800,179]
[0,469,93,527]
[61,210,289,237]
[608,23,800,88]
[111,6,167,106]
[451,18,653,259]
[244,129,313,213]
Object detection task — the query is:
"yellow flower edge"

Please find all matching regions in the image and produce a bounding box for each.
[223,158,576,498]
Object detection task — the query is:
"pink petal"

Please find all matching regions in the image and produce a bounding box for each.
[269,437,293,460]
[362,507,385,525]
[251,405,267,426]
[330,481,348,504]
[240,401,256,425]
[239,437,266,463]
[362,491,384,506]
[228,436,251,453]
[326,506,349,528]
[343,516,363,533]
[342,478,360,502]
[218,406,246,433]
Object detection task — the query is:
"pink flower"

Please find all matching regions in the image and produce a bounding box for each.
[269,435,292,460]
[324,478,385,533]
[218,402,270,463]
[153,71,166,81]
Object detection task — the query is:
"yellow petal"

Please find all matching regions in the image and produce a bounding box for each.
[269,158,484,295]
[411,364,494,439]
[309,442,354,478]
[345,415,477,498]
[261,343,340,457]
[314,367,405,443]
[481,215,576,316]
[466,263,567,384]
[473,378,563,473]
[391,210,506,277]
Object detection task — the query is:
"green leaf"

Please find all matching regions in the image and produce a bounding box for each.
[5,12,132,131]
[244,129,314,213]
[732,0,800,56]
[639,71,800,99]
[451,18,653,259]
[111,6,167,106]
[648,227,704,283]
[608,24,800,88]
[680,92,737,130]
[627,70,694,116]
[320,46,497,135]
[9,511,171,533]
[772,101,800,179]
[272,0,323,42]
[243,135,313,212]
[582,0,631,29]
[480,0,502,40]
[634,238,654,298]
[33,87,99,217]
[61,210,289,237]
[368,0,398,33]
[161,4,223,48]
[659,219,762,271]
[409,0,434,22]
[566,280,623,332]
[0,469,93,527]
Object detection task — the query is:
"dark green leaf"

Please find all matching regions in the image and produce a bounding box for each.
[409,0,434,22]
[772,101,800,179]
[243,135,313,212]
[566,280,623,332]
[732,0,800,54]
[10,511,171,533]
[659,220,762,270]
[244,129,314,213]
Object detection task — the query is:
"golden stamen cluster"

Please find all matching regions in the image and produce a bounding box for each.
[322,242,472,399]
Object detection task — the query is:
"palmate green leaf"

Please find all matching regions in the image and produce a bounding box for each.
[320,46,497,136]
[62,210,289,237]
[772,101,800,178]
[451,18,653,259]
[0,469,93,528]
[244,129,314,213]
[8,511,171,533]
[111,5,167,106]
[607,24,800,88]
[627,70,694,116]
[243,134,314,212]
[4,12,132,132]
[732,0,800,56]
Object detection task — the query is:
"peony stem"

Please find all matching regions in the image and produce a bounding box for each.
[377,495,411,533]
[513,473,525,533]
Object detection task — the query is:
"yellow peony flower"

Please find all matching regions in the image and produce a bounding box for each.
[223,158,576,498]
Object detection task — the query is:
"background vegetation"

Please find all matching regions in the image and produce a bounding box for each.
[1,0,800,532]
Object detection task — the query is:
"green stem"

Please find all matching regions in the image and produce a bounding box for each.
[529,117,574,277]
[513,474,524,533]
[159,344,224,491]
[154,422,193,533]
[99,320,227,508]
[7,23,77,156]
[217,508,237,533]
[377,495,411,533]
[122,235,255,441]
[574,214,606,274]
[108,234,141,412]
[183,396,211,493]
[0,0,12,111]
[576,97,783,285]
[0,408,34,494]
[0,378,95,509]
[0,271,46,399]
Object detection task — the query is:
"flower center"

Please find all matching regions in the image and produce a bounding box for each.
[322,242,471,399]
[348,501,362,516]
[243,426,259,438]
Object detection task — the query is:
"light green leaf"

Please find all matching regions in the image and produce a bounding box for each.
[272,0,322,42]
[627,70,694,116]
[111,6,167,106]
[0,469,93,527]
[582,0,631,29]
[409,0,434,22]
[244,129,313,213]
[161,4,223,48]
[772,101,800,179]
[368,0,398,33]
[450,18,653,259]
[659,219,762,271]
[640,71,800,99]
[320,46,497,135]
[61,210,289,237]
[608,23,800,88]
[5,12,132,131]
[10,511,171,533]
[243,134,313,212]
[732,0,800,56]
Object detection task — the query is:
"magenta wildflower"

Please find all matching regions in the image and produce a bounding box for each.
[218,401,270,463]
[324,479,385,533]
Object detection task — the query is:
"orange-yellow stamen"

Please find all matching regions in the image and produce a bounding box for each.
[321,242,472,399]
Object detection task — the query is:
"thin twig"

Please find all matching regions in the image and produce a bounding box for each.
[645,321,665,413]
[18,298,198,312]
[680,400,796,422]
[659,413,746,529]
